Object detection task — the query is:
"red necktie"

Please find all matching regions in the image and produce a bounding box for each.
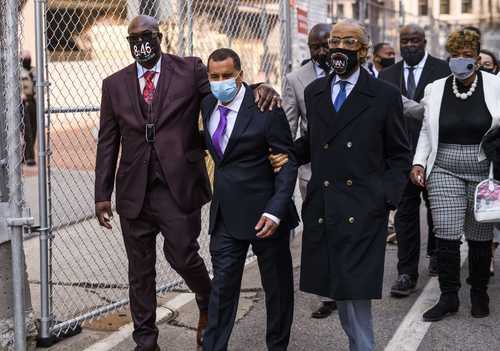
[142,71,156,104]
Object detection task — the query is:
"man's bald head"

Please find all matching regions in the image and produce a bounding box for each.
[308,23,332,43]
[400,24,425,39]
[128,15,160,34]
[127,15,163,68]
[308,23,332,70]
[399,23,426,66]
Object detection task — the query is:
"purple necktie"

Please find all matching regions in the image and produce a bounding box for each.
[212,105,230,159]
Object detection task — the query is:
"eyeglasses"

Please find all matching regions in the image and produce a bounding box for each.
[328,37,360,50]
[127,31,161,43]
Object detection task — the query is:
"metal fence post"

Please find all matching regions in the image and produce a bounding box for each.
[280,0,292,90]
[34,0,52,345]
[4,0,29,349]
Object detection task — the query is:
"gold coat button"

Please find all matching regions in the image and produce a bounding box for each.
[324,181,330,187]
[348,217,355,224]
[318,218,324,224]
[346,180,353,187]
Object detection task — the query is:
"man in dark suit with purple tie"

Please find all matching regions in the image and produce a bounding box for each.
[95,15,280,351]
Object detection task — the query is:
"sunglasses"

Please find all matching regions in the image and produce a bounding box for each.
[126,31,161,43]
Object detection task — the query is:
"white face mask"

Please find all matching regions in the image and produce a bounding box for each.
[449,57,476,81]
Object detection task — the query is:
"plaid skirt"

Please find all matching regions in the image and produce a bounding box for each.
[427,143,493,242]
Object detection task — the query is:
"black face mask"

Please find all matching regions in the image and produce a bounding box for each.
[128,32,161,64]
[329,48,359,77]
[379,57,395,68]
[22,58,31,70]
[480,66,496,74]
[401,47,425,66]
[315,54,332,73]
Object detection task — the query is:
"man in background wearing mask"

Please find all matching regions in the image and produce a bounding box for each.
[367,42,395,78]
[282,22,338,320]
[294,20,410,350]
[201,48,298,351]
[379,24,450,299]
[95,15,280,351]
[20,50,36,166]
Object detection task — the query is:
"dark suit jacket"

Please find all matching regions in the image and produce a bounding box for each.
[95,53,212,219]
[201,87,299,240]
[379,54,450,149]
[295,68,411,300]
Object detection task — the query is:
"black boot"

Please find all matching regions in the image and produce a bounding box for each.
[423,239,461,322]
[468,240,492,318]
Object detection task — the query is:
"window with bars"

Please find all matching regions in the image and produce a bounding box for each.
[440,0,450,14]
[462,0,473,13]
[419,0,429,15]
[337,4,345,17]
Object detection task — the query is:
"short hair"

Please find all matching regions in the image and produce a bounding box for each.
[207,48,241,71]
[464,26,481,38]
[373,42,390,56]
[332,19,371,64]
[480,49,498,68]
[445,29,481,55]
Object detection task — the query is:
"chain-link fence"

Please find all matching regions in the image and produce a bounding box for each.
[0,0,38,349]
[16,0,471,344]
[33,0,291,339]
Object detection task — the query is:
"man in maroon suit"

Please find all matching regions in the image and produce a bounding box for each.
[95,15,279,351]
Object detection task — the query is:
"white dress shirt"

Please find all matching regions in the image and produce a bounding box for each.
[331,67,360,103]
[209,85,280,225]
[136,57,162,91]
[403,52,428,89]
[314,62,326,78]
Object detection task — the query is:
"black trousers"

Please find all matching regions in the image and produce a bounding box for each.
[23,100,37,161]
[120,180,211,351]
[395,180,436,279]
[203,220,294,351]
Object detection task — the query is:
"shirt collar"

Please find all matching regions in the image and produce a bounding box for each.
[217,85,246,113]
[333,67,361,87]
[136,56,162,79]
[404,51,428,69]
[313,62,326,78]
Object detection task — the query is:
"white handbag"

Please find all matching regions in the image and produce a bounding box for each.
[474,163,500,223]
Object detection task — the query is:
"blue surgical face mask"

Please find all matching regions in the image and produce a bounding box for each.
[449,57,476,81]
[210,75,240,103]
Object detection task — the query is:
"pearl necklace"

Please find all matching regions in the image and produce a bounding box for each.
[452,75,478,100]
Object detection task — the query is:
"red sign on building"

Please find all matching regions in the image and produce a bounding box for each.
[297,7,308,35]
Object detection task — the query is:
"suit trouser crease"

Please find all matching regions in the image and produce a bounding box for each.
[203,227,293,351]
[120,181,211,351]
[395,180,435,278]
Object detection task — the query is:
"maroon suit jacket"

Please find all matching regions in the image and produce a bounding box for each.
[95,53,212,219]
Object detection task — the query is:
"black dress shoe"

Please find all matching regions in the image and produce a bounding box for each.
[423,293,459,322]
[390,274,417,297]
[428,255,438,277]
[311,301,337,319]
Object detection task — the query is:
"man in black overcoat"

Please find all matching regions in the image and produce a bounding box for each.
[294,20,411,351]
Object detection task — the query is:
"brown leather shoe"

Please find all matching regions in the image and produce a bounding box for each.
[197,310,208,346]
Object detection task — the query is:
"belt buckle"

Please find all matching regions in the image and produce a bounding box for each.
[145,123,155,143]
